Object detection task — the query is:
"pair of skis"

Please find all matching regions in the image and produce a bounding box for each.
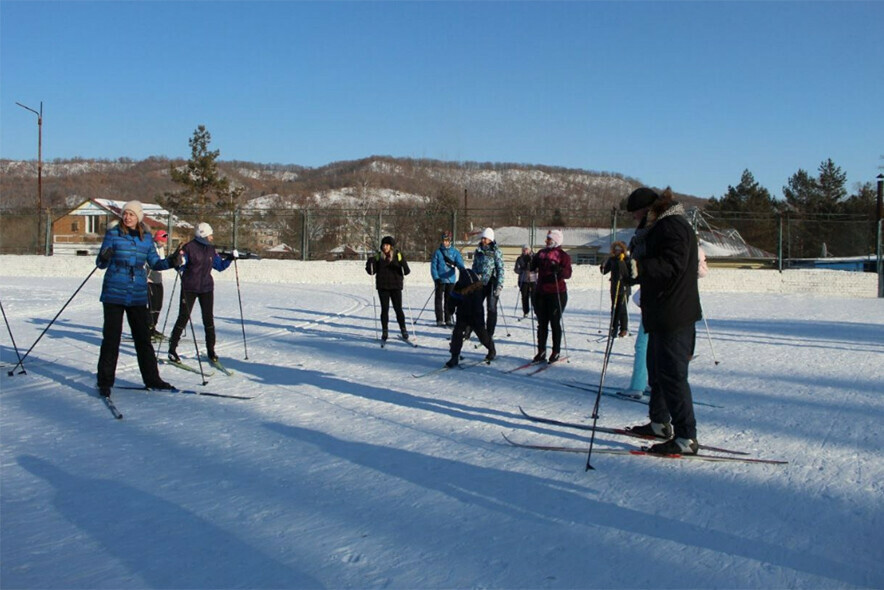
[508,407,787,465]
[505,357,568,377]
[411,357,489,378]
[161,356,235,377]
[100,384,252,419]
[561,381,725,409]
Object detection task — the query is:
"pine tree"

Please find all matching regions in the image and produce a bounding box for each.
[159,126,243,222]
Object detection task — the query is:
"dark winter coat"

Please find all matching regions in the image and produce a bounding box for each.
[431,244,463,283]
[531,246,572,295]
[366,249,411,291]
[450,269,486,324]
[514,253,537,287]
[97,224,170,307]
[601,254,631,298]
[179,238,232,294]
[638,204,701,333]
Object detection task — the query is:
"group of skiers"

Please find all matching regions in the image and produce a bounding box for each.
[366,186,704,456]
[97,186,703,456]
[95,200,238,398]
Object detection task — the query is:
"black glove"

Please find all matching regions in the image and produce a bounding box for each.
[549,262,561,274]
[99,247,114,262]
[167,247,182,268]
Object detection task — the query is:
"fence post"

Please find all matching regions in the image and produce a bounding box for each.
[44,208,52,255]
[877,218,882,298]
[233,208,239,250]
[302,210,309,261]
[777,213,783,272]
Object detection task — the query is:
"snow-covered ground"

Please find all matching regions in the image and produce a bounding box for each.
[1,261,882,589]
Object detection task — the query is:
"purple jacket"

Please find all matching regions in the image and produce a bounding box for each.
[179,238,231,294]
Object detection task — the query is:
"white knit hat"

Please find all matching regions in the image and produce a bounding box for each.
[480,227,495,242]
[195,222,213,238]
[122,200,144,223]
[547,229,563,247]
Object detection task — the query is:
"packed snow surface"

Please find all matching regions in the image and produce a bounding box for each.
[1,264,882,589]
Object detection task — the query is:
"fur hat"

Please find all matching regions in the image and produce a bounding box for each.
[480,227,495,242]
[547,229,563,248]
[611,240,627,254]
[381,235,396,247]
[154,230,168,243]
[122,200,144,223]
[195,222,213,238]
[626,187,659,212]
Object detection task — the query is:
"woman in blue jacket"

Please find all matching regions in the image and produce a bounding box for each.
[96,200,174,397]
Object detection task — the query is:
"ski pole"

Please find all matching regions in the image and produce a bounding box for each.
[187,310,209,386]
[496,294,511,337]
[155,271,179,357]
[585,278,622,471]
[414,286,435,324]
[553,270,569,361]
[1,299,26,375]
[597,270,605,333]
[7,266,99,376]
[699,301,719,365]
[402,267,418,341]
[233,258,249,360]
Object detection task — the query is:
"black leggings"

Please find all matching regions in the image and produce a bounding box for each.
[169,291,216,355]
[534,291,568,353]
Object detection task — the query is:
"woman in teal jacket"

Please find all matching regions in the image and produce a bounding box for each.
[95,200,174,397]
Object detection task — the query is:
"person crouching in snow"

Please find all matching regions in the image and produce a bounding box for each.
[446,268,496,368]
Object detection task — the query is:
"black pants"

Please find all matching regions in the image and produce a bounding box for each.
[647,323,697,440]
[450,316,493,360]
[97,303,163,388]
[377,289,406,335]
[610,287,629,335]
[434,281,454,323]
[148,282,164,329]
[482,283,499,338]
[169,291,216,356]
[534,291,567,353]
[519,282,535,315]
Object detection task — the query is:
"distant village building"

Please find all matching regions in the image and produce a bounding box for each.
[51,198,192,256]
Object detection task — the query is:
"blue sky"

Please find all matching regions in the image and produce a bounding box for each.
[1,1,882,200]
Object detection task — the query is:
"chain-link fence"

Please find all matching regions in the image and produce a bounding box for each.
[2,205,881,271]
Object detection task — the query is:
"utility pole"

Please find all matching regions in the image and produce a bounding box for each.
[877,174,883,298]
[16,101,43,255]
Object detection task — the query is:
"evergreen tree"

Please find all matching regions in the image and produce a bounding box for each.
[782,159,849,257]
[159,125,243,221]
[705,169,778,254]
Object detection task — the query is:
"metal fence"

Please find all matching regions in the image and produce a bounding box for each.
[2,206,882,274]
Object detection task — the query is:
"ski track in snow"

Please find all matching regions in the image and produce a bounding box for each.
[1,274,883,589]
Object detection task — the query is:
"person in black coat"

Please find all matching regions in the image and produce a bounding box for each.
[625,187,702,455]
[513,245,536,318]
[446,269,495,367]
[366,236,411,342]
[600,240,631,337]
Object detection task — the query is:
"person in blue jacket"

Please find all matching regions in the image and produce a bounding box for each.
[430,231,464,327]
[167,223,236,363]
[95,200,175,397]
